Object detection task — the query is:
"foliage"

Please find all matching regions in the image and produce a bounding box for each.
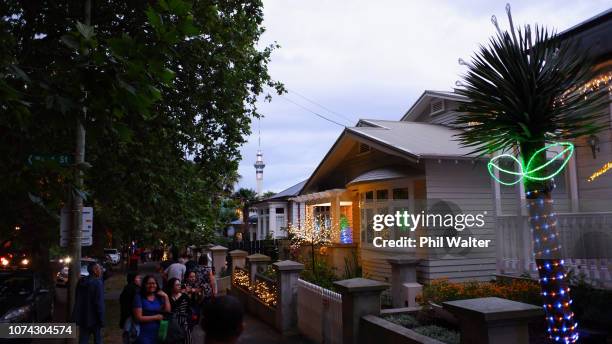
[299,259,338,290]
[453,5,609,161]
[261,265,277,280]
[0,0,282,252]
[419,279,541,306]
[232,188,259,236]
[567,271,612,331]
[342,249,362,279]
[262,191,276,199]
[414,325,460,344]
[382,314,420,329]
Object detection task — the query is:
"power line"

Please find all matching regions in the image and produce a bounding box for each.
[285,87,355,124]
[278,94,348,127]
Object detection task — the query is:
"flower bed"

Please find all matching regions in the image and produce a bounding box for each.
[419,278,541,306]
[382,313,460,344]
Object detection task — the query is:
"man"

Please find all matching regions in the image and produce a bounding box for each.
[202,296,244,344]
[164,257,186,282]
[119,273,141,330]
[73,262,105,344]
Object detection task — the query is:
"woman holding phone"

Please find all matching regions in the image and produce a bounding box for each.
[133,275,170,344]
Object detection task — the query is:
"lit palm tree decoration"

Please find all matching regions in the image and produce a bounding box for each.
[454,5,609,343]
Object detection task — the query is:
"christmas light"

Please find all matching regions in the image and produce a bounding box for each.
[587,161,612,182]
[232,267,250,290]
[488,142,574,185]
[249,278,278,307]
[339,215,353,244]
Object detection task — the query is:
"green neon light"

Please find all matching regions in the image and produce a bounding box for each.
[487,142,574,186]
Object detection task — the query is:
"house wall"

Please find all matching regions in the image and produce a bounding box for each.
[421,159,497,283]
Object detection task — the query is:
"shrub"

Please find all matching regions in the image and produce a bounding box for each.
[419,279,541,306]
[382,314,419,329]
[414,325,460,344]
[299,259,338,290]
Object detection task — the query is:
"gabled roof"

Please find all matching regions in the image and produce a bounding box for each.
[257,180,306,204]
[348,119,477,159]
[400,90,468,122]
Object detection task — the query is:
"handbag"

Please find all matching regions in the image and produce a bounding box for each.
[159,314,186,344]
[157,319,169,343]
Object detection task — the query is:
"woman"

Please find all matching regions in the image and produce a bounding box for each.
[120,273,141,344]
[133,275,170,344]
[165,278,192,344]
[183,271,202,329]
[192,255,215,302]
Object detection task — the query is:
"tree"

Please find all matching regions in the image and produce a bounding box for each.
[0,1,282,257]
[232,188,259,237]
[453,5,609,343]
[288,214,333,276]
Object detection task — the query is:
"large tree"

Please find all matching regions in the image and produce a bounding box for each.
[0,0,281,257]
[454,6,609,343]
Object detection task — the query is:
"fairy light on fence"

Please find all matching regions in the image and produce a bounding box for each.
[249,278,278,307]
[232,267,250,290]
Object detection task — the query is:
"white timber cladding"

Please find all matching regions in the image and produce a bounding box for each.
[356,178,420,282]
[422,159,497,283]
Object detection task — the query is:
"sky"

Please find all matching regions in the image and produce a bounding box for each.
[236,0,611,193]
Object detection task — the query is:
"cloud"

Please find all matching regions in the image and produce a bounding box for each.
[236,0,611,192]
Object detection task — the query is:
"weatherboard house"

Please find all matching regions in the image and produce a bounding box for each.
[288,10,612,285]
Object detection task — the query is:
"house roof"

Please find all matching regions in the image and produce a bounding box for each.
[348,119,477,159]
[400,90,468,122]
[257,180,307,204]
[346,167,410,186]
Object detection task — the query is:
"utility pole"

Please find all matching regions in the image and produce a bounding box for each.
[66,0,90,329]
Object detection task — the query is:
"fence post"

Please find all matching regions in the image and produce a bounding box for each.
[210,245,228,276]
[273,260,304,334]
[229,249,248,272]
[246,253,271,282]
[334,278,389,344]
[387,257,421,308]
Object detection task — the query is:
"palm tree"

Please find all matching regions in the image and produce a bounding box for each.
[232,188,259,239]
[454,5,609,343]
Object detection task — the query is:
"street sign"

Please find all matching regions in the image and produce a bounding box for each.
[27,154,74,166]
[60,207,93,247]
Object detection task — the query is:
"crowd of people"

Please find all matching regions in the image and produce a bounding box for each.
[73,251,244,344]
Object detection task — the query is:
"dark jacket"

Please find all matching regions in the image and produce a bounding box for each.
[73,276,105,328]
[119,283,139,328]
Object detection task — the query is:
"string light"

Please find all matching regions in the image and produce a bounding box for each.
[488,143,574,185]
[587,161,612,182]
[249,278,278,307]
[232,267,250,290]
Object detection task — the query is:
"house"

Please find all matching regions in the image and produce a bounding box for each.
[289,9,612,286]
[290,91,497,284]
[251,180,306,240]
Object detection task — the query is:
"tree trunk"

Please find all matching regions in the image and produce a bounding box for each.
[521,142,577,343]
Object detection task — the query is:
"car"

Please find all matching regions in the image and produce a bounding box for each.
[0,270,54,324]
[56,258,108,287]
[103,248,121,265]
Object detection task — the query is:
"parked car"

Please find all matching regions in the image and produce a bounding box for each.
[103,248,120,265]
[0,270,54,324]
[56,258,108,287]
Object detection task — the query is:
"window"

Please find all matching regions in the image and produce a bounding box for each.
[275,208,284,214]
[376,189,388,201]
[393,188,409,200]
[365,191,374,203]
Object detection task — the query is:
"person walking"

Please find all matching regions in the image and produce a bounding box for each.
[165,278,192,344]
[164,257,186,284]
[120,273,142,344]
[133,275,171,344]
[73,262,105,344]
[192,255,215,303]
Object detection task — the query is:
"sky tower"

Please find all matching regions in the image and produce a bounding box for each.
[254,122,265,196]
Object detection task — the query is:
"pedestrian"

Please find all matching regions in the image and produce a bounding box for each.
[201,296,244,344]
[193,255,215,303]
[133,275,171,344]
[120,272,142,344]
[73,262,105,344]
[184,254,197,273]
[165,278,192,344]
[183,271,202,329]
[164,256,186,283]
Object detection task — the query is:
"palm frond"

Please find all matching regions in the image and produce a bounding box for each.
[454,7,610,156]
